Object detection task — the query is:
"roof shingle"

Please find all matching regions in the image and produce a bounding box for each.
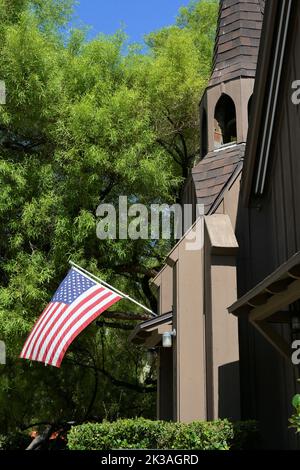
[209,0,265,86]
[192,143,245,214]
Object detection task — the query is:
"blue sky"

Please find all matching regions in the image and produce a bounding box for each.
[74,0,191,43]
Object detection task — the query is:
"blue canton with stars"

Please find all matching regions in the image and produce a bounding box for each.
[52,268,96,305]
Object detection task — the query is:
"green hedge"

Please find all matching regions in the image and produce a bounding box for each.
[67,418,258,451]
[0,431,32,450]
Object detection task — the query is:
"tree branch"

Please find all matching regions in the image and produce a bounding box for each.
[21,422,58,432]
[141,275,157,313]
[97,319,136,331]
[65,358,156,393]
[26,425,54,451]
[103,311,150,321]
[112,264,159,279]
[83,351,99,420]
[156,138,183,166]
[99,178,116,202]
[176,131,188,163]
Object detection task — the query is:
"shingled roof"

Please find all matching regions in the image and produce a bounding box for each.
[192,143,245,214]
[209,0,265,87]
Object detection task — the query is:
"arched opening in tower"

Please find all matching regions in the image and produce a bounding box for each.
[214,94,237,149]
[200,108,208,158]
[248,94,253,124]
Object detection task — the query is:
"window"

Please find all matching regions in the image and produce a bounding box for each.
[214,94,237,148]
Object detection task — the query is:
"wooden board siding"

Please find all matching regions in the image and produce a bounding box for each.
[171,212,241,423]
[173,227,207,422]
[236,0,300,449]
[204,215,240,421]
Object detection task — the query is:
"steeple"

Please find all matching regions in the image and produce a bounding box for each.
[197,0,265,161]
[210,0,265,87]
[182,0,265,216]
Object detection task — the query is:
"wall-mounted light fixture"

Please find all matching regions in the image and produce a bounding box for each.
[162,329,176,348]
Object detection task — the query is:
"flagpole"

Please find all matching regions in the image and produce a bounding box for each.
[69,261,157,317]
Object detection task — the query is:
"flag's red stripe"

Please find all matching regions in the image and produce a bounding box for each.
[22,303,60,359]
[27,303,68,361]
[54,295,121,367]
[47,291,117,366]
[29,287,104,361]
[38,287,107,363]
[44,289,112,364]
[20,303,53,358]
[26,303,64,360]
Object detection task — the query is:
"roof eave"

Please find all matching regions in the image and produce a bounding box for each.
[129,312,173,345]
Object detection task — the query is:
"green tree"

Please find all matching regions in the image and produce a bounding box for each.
[0,0,218,444]
[126,0,218,181]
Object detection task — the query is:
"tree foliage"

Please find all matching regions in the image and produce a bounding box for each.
[0,0,218,436]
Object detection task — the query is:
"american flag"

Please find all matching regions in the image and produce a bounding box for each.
[20,267,122,368]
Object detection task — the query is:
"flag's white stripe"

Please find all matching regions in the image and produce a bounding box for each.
[20,303,53,357]
[38,286,109,362]
[30,303,67,360]
[50,292,119,366]
[35,284,102,361]
[23,303,60,359]
[42,288,114,364]
[29,284,99,360]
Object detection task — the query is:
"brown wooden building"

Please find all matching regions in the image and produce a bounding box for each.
[130,0,300,449]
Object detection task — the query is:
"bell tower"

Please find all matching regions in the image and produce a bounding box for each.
[182,0,265,216]
[199,0,264,157]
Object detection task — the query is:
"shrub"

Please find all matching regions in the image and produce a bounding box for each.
[289,394,300,433]
[0,431,31,450]
[67,418,257,451]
